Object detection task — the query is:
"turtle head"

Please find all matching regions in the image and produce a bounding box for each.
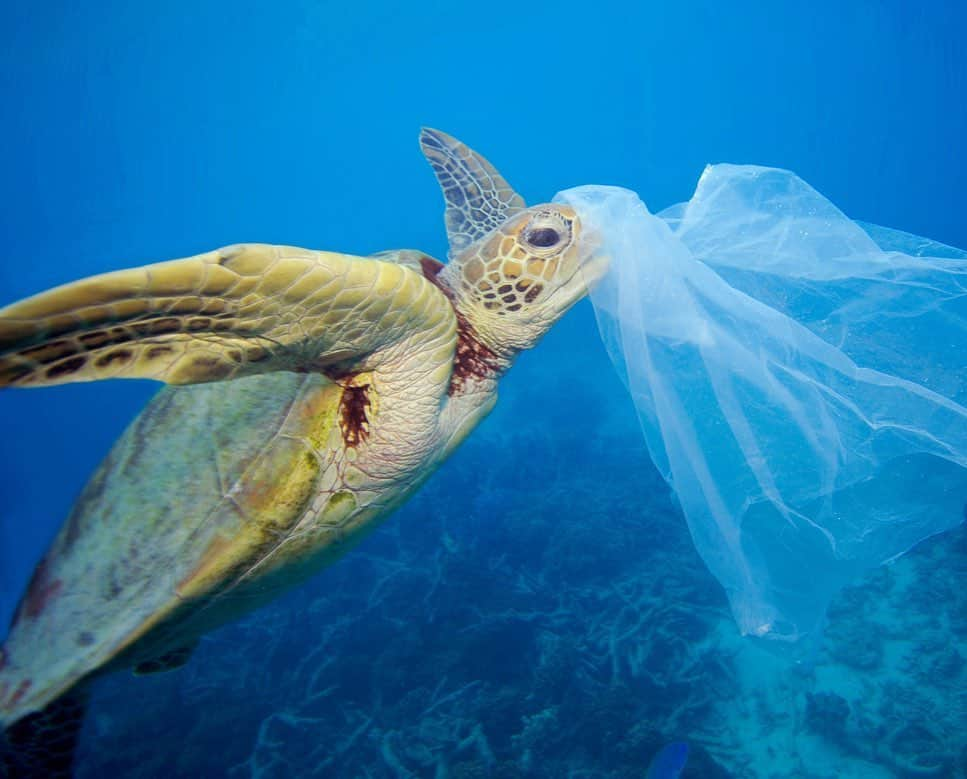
[441,203,605,355]
[420,128,607,360]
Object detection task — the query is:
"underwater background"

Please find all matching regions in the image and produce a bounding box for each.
[1,2,966,777]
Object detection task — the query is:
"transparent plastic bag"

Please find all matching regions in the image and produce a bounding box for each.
[556,165,967,641]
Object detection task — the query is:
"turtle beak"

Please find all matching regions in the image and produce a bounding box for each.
[578,252,611,293]
[566,213,611,298]
[551,241,611,311]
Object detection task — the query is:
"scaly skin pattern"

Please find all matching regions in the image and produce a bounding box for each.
[0,128,607,733]
[0,244,452,388]
[0,248,464,726]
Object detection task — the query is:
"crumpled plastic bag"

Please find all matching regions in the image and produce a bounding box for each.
[555,165,967,642]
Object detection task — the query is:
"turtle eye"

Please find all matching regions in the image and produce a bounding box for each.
[520,210,572,256]
[525,227,561,248]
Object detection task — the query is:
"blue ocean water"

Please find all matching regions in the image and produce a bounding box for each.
[1,2,965,777]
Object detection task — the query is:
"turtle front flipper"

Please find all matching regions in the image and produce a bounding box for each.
[419,128,526,259]
[0,243,455,388]
[132,642,197,675]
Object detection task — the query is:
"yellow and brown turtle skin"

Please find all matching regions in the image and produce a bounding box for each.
[0,129,607,737]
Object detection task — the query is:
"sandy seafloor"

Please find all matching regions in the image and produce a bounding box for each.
[1,2,966,777]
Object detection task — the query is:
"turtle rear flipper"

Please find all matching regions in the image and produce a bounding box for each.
[133,642,197,676]
[1,689,87,779]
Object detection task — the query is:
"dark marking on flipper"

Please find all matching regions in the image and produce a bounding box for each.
[1,689,87,779]
[0,363,33,385]
[188,355,234,381]
[145,345,175,360]
[13,558,63,623]
[78,330,120,349]
[45,356,86,380]
[94,348,133,368]
[21,341,75,363]
[131,317,182,337]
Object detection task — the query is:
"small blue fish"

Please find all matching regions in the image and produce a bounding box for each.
[645,741,689,779]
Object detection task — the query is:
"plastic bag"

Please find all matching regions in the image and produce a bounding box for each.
[555,165,967,642]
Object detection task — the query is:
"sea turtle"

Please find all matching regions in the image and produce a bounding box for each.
[0,129,607,776]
